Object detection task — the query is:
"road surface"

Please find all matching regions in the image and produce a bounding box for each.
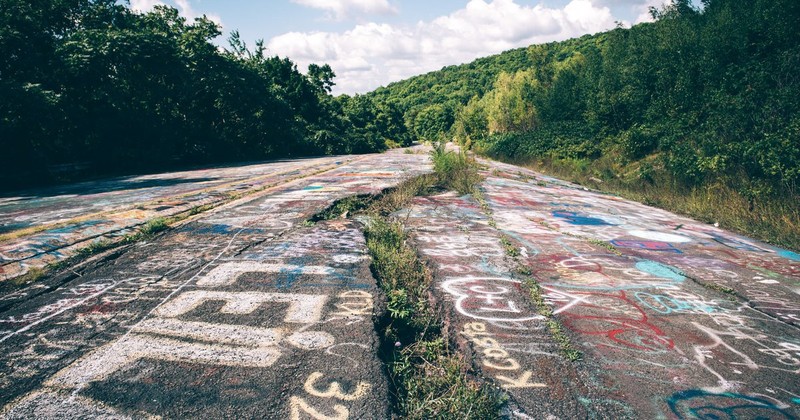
[0,148,798,418]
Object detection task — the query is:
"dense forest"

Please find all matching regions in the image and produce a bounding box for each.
[1,0,411,190]
[368,0,800,247]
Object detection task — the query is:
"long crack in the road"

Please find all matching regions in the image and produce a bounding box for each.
[0,149,798,418]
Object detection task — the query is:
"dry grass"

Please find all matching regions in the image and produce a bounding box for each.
[520,156,800,251]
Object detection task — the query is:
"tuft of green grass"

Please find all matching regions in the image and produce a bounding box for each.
[189,204,215,216]
[76,239,114,257]
[431,141,484,196]
[394,347,505,419]
[122,217,170,244]
[696,280,737,299]
[367,174,438,216]
[140,217,169,236]
[499,235,520,258]
[11,267,47,286]
[310,195,373,222]
[585,238,622,256]
[365,218,431,328]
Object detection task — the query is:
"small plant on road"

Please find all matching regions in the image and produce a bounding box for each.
[431,141,483,195]
[364,212,502,419]
[140,217,169,236]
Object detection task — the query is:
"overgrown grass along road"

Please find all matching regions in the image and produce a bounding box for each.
[309,146,505,418]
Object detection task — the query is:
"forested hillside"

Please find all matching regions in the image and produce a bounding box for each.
[1,0,410,190]
[368,0,800,248]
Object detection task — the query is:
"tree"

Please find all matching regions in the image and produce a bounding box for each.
[485,70,540,134]
[307,63,336,94]
[413,104,454,141]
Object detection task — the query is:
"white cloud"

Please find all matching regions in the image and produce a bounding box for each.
[629,0,666,23]
[291,0,397,20]
[129,0,165,12]
[129,0,223,27]
[268,0,616,94]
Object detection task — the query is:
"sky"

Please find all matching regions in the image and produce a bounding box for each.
[129,0,673,95]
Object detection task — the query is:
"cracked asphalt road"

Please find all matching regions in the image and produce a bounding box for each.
[401,158,800,418]
[0,149,429,419]
[1,148,798,418]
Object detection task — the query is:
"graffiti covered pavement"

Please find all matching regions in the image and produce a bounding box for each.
[1,148,798,418]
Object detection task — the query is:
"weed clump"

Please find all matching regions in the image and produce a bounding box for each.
[310,195,372,222]
[140,217,169,236]
[431,141,483,196]
[364,213,503,419]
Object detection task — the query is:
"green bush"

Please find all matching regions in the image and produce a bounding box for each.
[430,142,483,195]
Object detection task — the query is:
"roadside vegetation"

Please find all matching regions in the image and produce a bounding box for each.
[1,1,411,191]
[364,218,502,418]
[430,141,483,195]
[308,148,503,418]
[367,0,800,250]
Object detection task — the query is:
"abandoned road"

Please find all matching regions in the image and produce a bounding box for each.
[0,148,798,418]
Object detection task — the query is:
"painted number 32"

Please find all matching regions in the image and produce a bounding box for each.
[290,372,372,420]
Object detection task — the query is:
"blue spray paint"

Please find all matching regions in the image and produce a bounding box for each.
[635,260,685,282]
[552,211,614,226]
[668,389,794,419]
[635,292,715,314]
[778,250,800,262]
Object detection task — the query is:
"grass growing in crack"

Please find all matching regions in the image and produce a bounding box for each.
[367,174,439,216]
[473,187,582,362]
[700,281,737,297]
[523,279,582,361]
[76,239,114,257]
[306,160,499,417]
[122,217,170,244]
[140,217,169,236]
[310,195,373,222]
[365,219,432,327]
[431,140,483,195]
[364,195,503,419]
[585,238,622,256]
[189,204,215,216]
[10,267,47,286]
[499,235,520,258]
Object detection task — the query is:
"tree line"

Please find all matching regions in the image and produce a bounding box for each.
[368,0,799,205]
[1,0,411,190]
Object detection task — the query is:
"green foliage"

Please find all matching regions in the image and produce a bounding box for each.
[485,70,541,134]
[0,1,393,190]
[430,142,483,195]
[413,104,454,141]
[364,215,503,419]
[369,0,800,215]
[453,95,488,148]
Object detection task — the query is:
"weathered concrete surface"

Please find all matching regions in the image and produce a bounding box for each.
[401,192,621,418]
[401,158,800,418]
[0,156,359,281]
[0,149,430,418]
[1,148,798,418]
